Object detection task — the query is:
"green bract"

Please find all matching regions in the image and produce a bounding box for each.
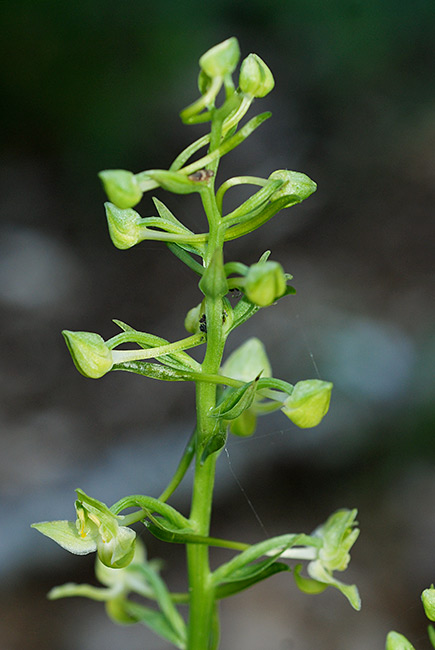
[99,169,142,209]
[199,37,240,78]
[239,53,275,98]
[281,379,332,428]
[62,330,113,379]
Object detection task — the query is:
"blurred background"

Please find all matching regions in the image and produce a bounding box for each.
[1,1,434,648]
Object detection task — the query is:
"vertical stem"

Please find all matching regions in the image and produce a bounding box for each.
[186,179,226,648]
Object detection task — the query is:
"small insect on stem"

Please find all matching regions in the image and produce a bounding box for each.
[199,314,207,333]
[188,169,214,182]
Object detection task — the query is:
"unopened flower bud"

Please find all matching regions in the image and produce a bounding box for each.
[269,170,317,206]
[62,330,113,379]
[281,379,332,428]
[244,261,286,307]
[385,631,415,650]
[199,37,240,78]
[105,202,143,250]
[422,587,435,621]
[99,170,142,209]
[239,53,275,98]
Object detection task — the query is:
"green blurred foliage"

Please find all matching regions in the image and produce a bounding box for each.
[1,0,433,171]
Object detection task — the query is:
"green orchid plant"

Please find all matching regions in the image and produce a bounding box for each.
[32,37,362,649]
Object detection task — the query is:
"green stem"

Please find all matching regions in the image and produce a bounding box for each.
[186,177,226,648]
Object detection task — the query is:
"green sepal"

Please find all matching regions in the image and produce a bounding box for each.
[199,250,228,299]
[99,169,142,209]
[221,337,272,382]
[146,169,210,195]
[122,601,186,649]
[210,378,259,420]
[215,562,289,600]
[385,631,416,650]
[428,625,435,649]
[293,564,328,595]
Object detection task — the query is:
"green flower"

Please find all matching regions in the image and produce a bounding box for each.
[99,170,142,209]
[244,260,287,307]
[32,489,136,569]
[62,330,113,379]
[281,379,332,428]
[199,37,240,78]
[104,202,144,250]
[239,53,275,98]
[269,170,317,206]
[292,509,361,610]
